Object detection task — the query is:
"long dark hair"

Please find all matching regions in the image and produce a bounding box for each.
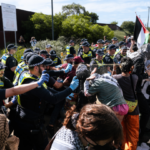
[121,57,133,73]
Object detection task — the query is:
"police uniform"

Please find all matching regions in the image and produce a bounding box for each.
[13,55,74,150]
[103,53,114,64]
[78,41,95,64]
[93,39,105,55]
[77,39,87,56]
[49,50,62,66]
[66,40,76,55]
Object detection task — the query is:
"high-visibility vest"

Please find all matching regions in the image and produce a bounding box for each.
[82,51,92,58]
[66,46,74,55]
[17,72,47,107]
[1,54,12,65]
[14,61,26,75]
[0,80,4,88]
[94,59,104,68]
[53,58,58,64]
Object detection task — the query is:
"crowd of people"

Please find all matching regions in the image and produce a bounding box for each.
[0,35,150,150]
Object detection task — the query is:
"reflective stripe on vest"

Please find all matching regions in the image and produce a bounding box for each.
[115,49,121,56]
[82,51,92,58]
[94,59,104,68]
[1,54,11,65]
[15,61,26,74]
[0,81,4,88]
[66,46,70,55]
[53,58,58,64]
[17,72,47,106]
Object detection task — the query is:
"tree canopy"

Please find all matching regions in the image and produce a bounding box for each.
[120,21,135,34]
[110,21,118,25]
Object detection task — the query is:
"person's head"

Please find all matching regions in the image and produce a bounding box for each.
[108,44,116,55]
[28,55,46,77]
[119,41,125,49]
[46,44,53,53]
[24,48,33,55]
[26,52,36,65]
[64,104,123,148]
[112,37,118,44]
[34,47,40,55]
[0,63,6,78]
[44,58,55,70]
[40,50,49,59]
[49,50,57,60]
[97,39,104,48]
[64,54,74,64]
[69,40,75,46]
[73,56,84,69]
[121,46,127,56]
[104,40,109,46]
[80,39,87,44]
[20,35,23,39]
[132,44,138,52]
[82,41,90,53]
[31,37,35,40]
[96,49,104,61]
[120,57,133,73]
[7,44,17,54]
[124,36,126,39]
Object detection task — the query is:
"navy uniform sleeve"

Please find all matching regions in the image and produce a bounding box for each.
[92,50,96,58]
[103,55,113,64]
[70,47,76,55]
[0,89,6,101]
[47,70,64,77]
[23,79,72,105]
[57,57,62,65]
[47,77,56,87]
[3,77,14,88]
[90,60,98,72]
[7,57,18,68]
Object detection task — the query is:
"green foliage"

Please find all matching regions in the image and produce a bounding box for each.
[84,11,99,23]
[120,21,135,34]
[0,46,25,63]
[110,21,118,25]
[114,30,126,41]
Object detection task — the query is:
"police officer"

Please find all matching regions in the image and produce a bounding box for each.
[77,38,87,55]
[34,47,40,55]
[1,44,18,82]
[115,41,126,56]
[78,41,95,64]
[90,49,107,75]
[13,55,79,150]
[49,50,61,66]
[46,44,53,53]
[93,39,105,55]
[66,40,76,57]
[40,50,49,59]
[112,37,119,48]
[20,48,33,62]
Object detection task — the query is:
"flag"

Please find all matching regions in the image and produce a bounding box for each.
[134,15,149,48]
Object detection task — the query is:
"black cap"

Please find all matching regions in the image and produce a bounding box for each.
[0,62,6,70]
[23,52,30,61]
[34,47,41,54]
[112,37,118,41]
[69,40,75,43]
[82,41,90,47]
[97,39,104,44]
[7,44,17,51]
[44,58,55,66]
[121,46,128,50]
[104,40,109,43]
[119,41,125,46]
[96,49,104,56]
[81,39,87,42]
[49,50,56,57]
[24,48,33,54]
[64,54,74,61]
[26,52,36,63]
[40,50,49,55]
[108,44,116,50]
[28,55,46,67]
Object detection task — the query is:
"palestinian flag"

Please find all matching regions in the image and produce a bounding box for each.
[134,15,149,48]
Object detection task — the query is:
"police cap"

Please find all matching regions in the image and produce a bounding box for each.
[44,58,55,66]
[64,54,74,61]
[119,41,125,46]
[24,48,33,54]
[108,44,116,50]
[96,49,104,56]
[0,62,6,70]
[49,50,56,57]
[82,41,90,47]
[40,50,49,56]
[112,37,118,41]
[7,44,17,51]
[97,39,104,44]
[46,44,53,48]
[69,40,75,43]
[26,52,36,63]
[34,47,40,54]
[28,55,47,67]
[121,46,128,50]
[81,39,87,42]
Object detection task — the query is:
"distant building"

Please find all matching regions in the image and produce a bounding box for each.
[96,23,121,30]
[0,6,34,48]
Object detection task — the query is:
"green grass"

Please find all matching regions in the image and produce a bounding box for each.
[114,30,126,41]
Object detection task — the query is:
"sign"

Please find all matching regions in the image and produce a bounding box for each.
[1,3,17,31]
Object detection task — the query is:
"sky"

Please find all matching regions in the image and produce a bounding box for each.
[0,0,150,26]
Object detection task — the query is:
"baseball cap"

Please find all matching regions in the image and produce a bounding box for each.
[82,41,90,47]
[64,54,74,61]
[112,37,118,41]
[108,44,116,50]
[96,49,104,56]
[97,39,104,44]
[46,44,53,48]
[49,50,56,57]
[7,44,17,50]
[73,56,84,63]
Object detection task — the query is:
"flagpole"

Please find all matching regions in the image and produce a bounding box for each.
[147,7,150,28]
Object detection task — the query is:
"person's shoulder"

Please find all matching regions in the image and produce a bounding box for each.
[112,74,122,79]
[131,74,138,80]
[62,63,67,68]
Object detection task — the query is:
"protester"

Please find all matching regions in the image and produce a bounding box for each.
[30,37,37,47]
[1,44,18,82]
[113,57,139,150]
[49,50,61,66]
[18,35,26,47]
[50,104,123,150]
[66,40,76,56]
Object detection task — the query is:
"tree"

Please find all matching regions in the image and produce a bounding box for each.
[85,11,99,23]
[110,21,118,25]
[120,21,135,34]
